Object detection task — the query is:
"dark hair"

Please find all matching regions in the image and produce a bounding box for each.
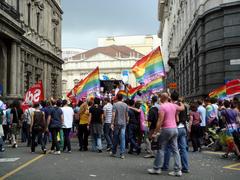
[210,97,217,104]
[223,100,230,108]
[104,97,110,103]
[171,91,179,101]
[12,100,20,109]
[190,102,198,112]
[41,100,47,108]
[62,99,68,106]
[56,99,62,107]
[77,101,83,107]
[135,101,142,109]
[151,96,158,104]
[33,103,40,108]
[117,94,123,101]
[128,99,135,107]
[94,97,100,105]
[197,99,203,105]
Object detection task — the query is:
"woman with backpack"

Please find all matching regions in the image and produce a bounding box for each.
[30,103,46,154]
[47,99,63,155]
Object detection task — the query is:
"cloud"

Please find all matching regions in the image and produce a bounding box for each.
[62,0,159,49]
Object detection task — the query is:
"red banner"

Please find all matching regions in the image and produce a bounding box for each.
[22,81,44,111]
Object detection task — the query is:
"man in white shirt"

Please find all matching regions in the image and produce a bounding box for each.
[197,99,207,146]
[61,100,74,152]
[103,98,113,151]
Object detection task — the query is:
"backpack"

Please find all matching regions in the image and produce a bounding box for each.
[33,111,45,131]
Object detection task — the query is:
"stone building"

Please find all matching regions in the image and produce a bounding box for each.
[62,45,143,97]
[98,35,161,55]
[0,0,63,100]
[158,0,240,99]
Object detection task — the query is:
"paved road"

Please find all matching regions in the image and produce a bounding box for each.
[0,140,239,180]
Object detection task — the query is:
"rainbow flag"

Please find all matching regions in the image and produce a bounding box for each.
[141,103,149,115]
[75,67,100,100]
[141,77,164,94]
[128,85,143,99]
[132,46,165,84]
[209,85,226,99]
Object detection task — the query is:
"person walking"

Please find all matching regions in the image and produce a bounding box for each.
[47,99,63,155]
[103,98,113,151]
[30,103,46,154]
[23,102,35,147]
[197,99,207,147]
[78,101,91,151]
[162,92,189,173]
[10,100,23,148]
[148,92,184,177]
[111,94,129,159]
[89,98,104,152]
[189,103,202,152]
[61,100,74,153]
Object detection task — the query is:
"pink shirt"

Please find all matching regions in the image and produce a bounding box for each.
[160,102,181,128]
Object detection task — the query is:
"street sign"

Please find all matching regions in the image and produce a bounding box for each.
[168,82,177,89]
[230,59,240,65]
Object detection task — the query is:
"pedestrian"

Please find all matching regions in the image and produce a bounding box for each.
[162,92,189,173]
[23,102,35,147]
[148,92,184,177]
[111,94,129,159]
[47,99,63,155]
[189,102,201,152]
[197,99,207,146]
[221,100,240,159]
[30,103,47,154]
[10,100,23,148]
[2,103,11,143]
[103,97,113,151]
[78,101,91,151]
[127,99,141,155]
[89,97,104,152]
[144,96,159,158]
[0,106,5,152]
[61,99,74,153]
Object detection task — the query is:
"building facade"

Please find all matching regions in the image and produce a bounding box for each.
[158,0,240,99]
[98,35,161,55]
[62,48,87,60]
[62,45,143,97]
[0,0,63,100]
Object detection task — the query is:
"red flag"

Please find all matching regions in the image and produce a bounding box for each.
[22,81,44,111]
[226,79,240,96]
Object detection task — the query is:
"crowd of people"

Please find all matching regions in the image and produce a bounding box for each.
[0,92,240,177]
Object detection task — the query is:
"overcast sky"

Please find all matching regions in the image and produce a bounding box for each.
[62,0,159,49]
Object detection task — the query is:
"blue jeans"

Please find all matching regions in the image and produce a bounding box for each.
[112,125,126,155]
[153,128,181,172]
[162,127,189,171]
[92,133,102,151]
[103,123,112,148]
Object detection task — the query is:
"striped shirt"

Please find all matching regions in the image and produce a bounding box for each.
[103,103,113,124]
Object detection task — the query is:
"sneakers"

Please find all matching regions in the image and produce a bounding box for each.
[148,168,161,175]
[106,147,111,151]
[120,155,125,159]
[0,148,5,152]
[98,149,102,153]
[12,144,17,148]
[43,149,47,154]
[54,151,61,155]
[168,171,182,177]
[144,154,155,158]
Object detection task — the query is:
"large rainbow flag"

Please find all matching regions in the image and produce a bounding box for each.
[141,77,164,94]
[209,85,226,99]
[132,46,165,84]
[75,67,100,100]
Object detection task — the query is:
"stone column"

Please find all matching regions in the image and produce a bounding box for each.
[16,44,21,97]
[10,41,17,97]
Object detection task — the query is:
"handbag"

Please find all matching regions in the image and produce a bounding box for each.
[151,133,161,150]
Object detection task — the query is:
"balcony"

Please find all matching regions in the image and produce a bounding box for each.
[0,1,20,20]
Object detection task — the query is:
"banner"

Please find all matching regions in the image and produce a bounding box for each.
[226,79,240,97]
[22,81,44,111]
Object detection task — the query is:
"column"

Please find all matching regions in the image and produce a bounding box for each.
[21,51,25,96]
[16,44,21,96]
[10,41,17,96]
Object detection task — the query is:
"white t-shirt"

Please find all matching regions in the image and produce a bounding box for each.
[61,106,74,128]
